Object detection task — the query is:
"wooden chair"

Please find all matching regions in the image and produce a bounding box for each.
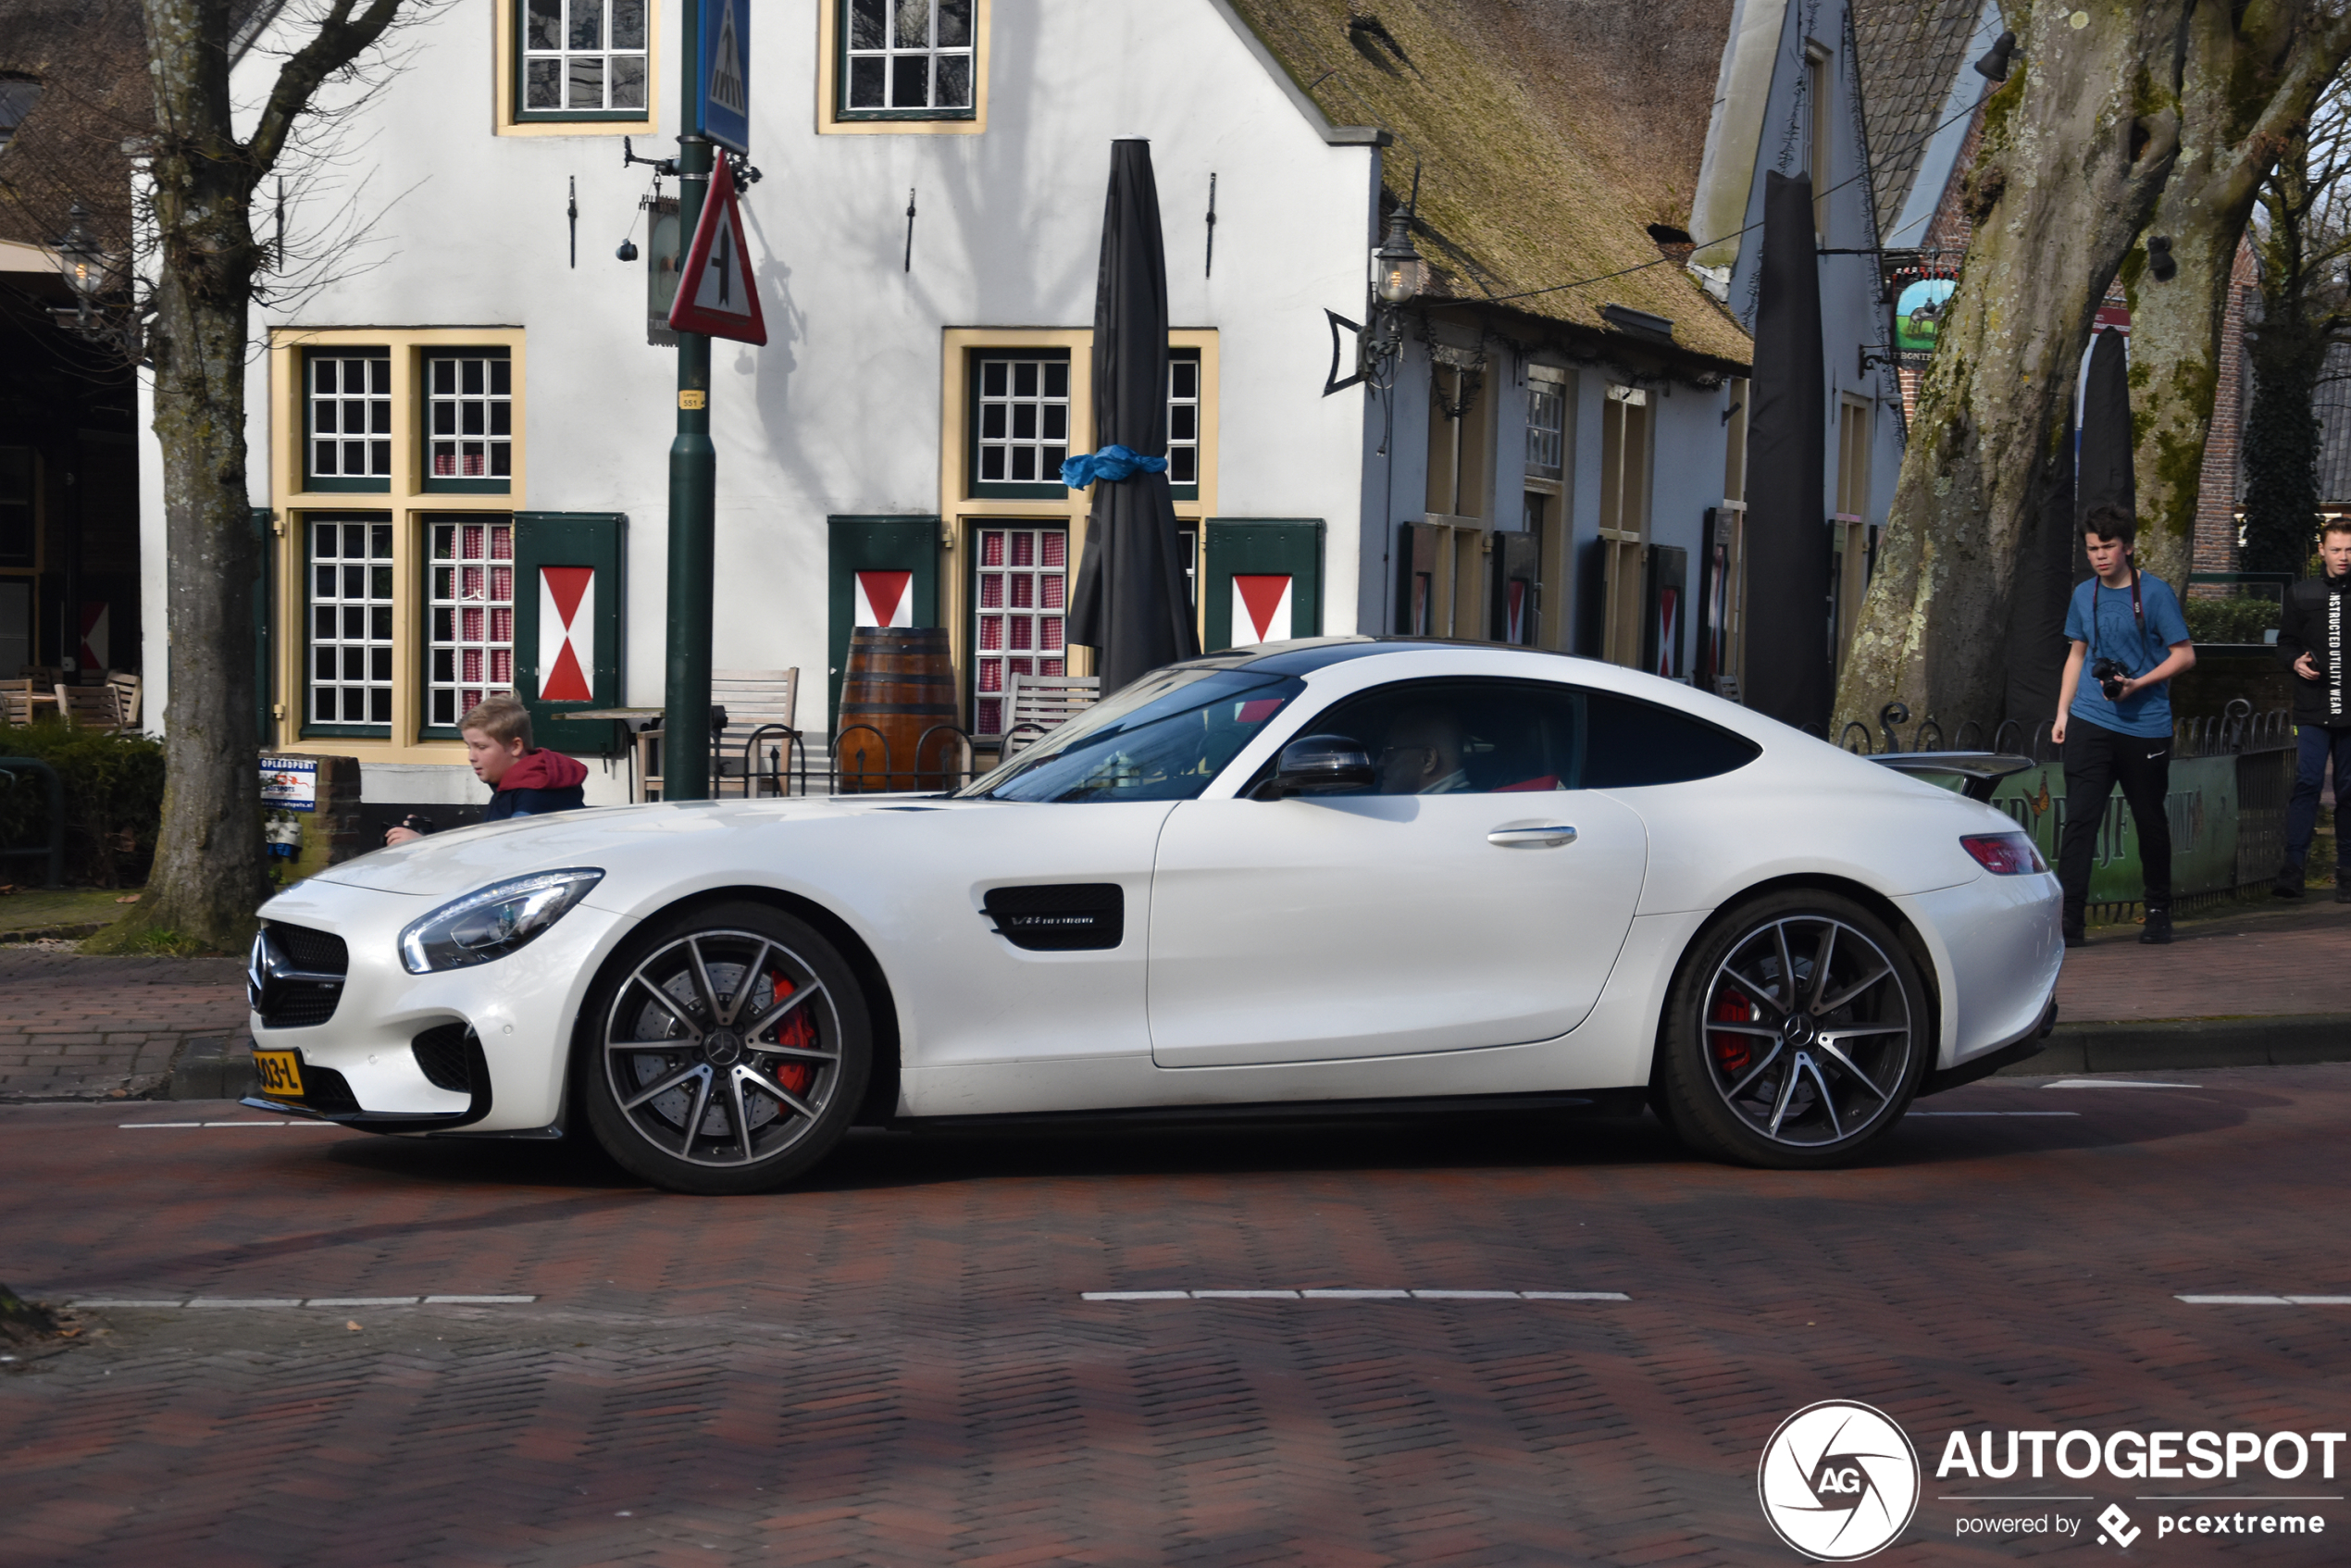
[636,668,801,802]
[54,681,123,729]
[106,670,142,728]
[1712,675,1744,705]
[1001,673,1101,756]
[1,678,58,727]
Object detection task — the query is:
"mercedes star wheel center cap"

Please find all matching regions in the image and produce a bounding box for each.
[705,1029,742,1066]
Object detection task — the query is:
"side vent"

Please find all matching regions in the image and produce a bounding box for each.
[981,884,1125,952]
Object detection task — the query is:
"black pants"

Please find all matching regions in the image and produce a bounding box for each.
[2059,719,2172,931]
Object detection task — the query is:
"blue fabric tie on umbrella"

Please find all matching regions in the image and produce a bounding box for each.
[1061,445,1169,489]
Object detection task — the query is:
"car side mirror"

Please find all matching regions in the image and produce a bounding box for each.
[1254,733,1374,799]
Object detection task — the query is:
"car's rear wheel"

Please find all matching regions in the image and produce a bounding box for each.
[581,902,870,1195]
[1655,890,1926,1169]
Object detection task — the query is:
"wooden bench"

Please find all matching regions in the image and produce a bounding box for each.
[1001,672,1101,756]
[635,668,801,801]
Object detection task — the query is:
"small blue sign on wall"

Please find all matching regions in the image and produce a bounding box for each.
[694,0,751,155]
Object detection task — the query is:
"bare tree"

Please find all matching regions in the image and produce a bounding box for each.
[2242,86,2351,574]
[2126,3,2351,588]
[114,0,415,952]
[1836,1,2351,737]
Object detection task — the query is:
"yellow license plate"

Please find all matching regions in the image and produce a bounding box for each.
[253,1050,305,1099]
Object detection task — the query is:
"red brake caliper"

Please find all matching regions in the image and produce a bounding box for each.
[1709,991,1754,1074]
[765,970,816,1094]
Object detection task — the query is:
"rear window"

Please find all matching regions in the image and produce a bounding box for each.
[1581,691,1760,788]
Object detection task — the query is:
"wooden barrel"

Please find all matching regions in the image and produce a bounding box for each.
[837,627,959,791]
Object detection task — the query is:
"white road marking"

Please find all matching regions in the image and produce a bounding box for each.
[2178,1294,2351,1306]
[1081,1288,1632,1302]
[67,1294,540,1309]
[2043,1079,2200,1089]
[118,1121,339,1129]
[1908,1111,2082,1117]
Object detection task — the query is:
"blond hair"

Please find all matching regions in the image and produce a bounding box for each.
[459,692,533,749]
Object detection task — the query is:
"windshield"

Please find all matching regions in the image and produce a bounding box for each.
[960,668,1306,803]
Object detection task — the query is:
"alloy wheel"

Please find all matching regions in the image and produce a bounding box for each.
[600,927,845,1170]
[1698,915,1915,1149]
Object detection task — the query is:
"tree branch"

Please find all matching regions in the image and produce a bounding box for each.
[244,0,407,179]
[2202,6,2351,218]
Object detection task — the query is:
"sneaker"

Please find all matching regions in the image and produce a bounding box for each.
[2139,909,2173,944]
[2338,884,2351,904]
[2062,926,2085,950]
[2275,863,2306,899]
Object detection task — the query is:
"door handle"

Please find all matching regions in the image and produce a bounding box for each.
[1487,825,1577,848]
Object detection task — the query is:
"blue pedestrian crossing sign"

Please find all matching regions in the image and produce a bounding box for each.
[694,0,750,154]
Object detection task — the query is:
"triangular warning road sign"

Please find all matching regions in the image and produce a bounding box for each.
[668,158,767,344]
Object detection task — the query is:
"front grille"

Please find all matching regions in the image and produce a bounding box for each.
[410,1023,475,1093]
[253,922,348,1029]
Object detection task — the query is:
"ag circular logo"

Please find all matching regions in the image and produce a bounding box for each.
[1757,1400,1921,1561]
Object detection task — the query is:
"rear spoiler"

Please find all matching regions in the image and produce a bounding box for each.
[1865,752,2037,803]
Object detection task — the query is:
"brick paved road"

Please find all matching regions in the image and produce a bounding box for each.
[4,1066,2348,1565]
[0,951,250,1101]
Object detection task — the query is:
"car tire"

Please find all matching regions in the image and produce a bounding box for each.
[580,902,871,1195]
[1655,890,1928,1170]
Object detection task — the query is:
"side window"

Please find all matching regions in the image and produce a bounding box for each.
[1300,678,1583,796]
[1581,691,1759,787]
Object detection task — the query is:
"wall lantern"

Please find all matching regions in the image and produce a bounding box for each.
[1373,209,1424,306]
[55,201,108,312]
[1972,31,2016,82]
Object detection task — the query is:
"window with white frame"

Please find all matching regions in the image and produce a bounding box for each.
[840,0,975,118]
[1526,383,1564,478]
[519,0,649,117]
[426,354,514,489]
[972,354,1069,495]
[307,352,392,489]
[309,517,396,728]
[427,519,516,731]
[1168,350,1200,496]
[972,525,1065,738]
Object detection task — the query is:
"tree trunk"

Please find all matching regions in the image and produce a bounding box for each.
[1835,4,2187,738]
[2122,0,2351,590]
[120,0,270,952]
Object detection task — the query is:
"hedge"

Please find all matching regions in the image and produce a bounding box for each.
[0,720,166,888]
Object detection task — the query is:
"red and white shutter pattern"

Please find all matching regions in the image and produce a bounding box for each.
[853,570,913,628]
[1231,574,1292,646]
[973,527,1065,737]
[537,566,596,703]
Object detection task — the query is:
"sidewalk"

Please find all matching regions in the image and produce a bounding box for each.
[0,949,250,1101]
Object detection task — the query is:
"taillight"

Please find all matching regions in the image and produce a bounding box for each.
[1960,832,2046,876]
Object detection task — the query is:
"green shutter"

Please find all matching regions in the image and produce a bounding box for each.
[512,512,626,750]
[253,507,275,745]
[827,516,941,725]
[1491,530,1538,643]
[1203,519,1324,651]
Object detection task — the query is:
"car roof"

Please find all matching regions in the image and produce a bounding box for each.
[1205,637,1606,678]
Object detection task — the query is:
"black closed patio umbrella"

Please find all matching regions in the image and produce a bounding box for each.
[1741,171,1831,733]
[1066,139,1200,693]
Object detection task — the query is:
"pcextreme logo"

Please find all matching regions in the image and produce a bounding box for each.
[1758,1400,1922,1562]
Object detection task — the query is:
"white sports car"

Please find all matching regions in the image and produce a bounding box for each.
[245,640,2062,1192]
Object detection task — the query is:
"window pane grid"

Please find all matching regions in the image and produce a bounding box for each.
[523,0,649,113]
[973,527,1065,737]
[1526,386,1563,474]
[308,354,392,480]
[844,0,974,112]
[975,356,1068,487]
[308,519,396,727]
[1167,355,1200,486]
[428,355,514,480]
[428,521,517,729]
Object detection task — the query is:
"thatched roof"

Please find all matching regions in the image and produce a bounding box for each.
[1225,0,1751,368]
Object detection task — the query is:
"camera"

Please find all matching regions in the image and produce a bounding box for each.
[2092,657,2130,703]
[396,812,436,835]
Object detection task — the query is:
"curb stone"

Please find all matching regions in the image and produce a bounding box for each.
[1999,1014,2351,1076]
[167,1036,255,1101]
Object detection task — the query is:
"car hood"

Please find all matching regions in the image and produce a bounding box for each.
[304,795,961,900]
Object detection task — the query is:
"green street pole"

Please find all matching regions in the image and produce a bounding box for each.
[664,17,715,801]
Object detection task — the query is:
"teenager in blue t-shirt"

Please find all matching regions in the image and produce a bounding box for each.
[2051,504,2196,946]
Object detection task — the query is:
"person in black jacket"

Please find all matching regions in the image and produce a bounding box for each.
[2274,517,2351,901]
[383,694,589,847]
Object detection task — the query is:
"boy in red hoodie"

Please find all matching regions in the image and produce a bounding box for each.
[383,693,589,846]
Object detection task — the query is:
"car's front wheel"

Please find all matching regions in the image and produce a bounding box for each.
[580,902,870,1195]
[1655,890,1927,1169]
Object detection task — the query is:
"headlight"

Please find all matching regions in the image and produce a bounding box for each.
[398,869,604,974]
